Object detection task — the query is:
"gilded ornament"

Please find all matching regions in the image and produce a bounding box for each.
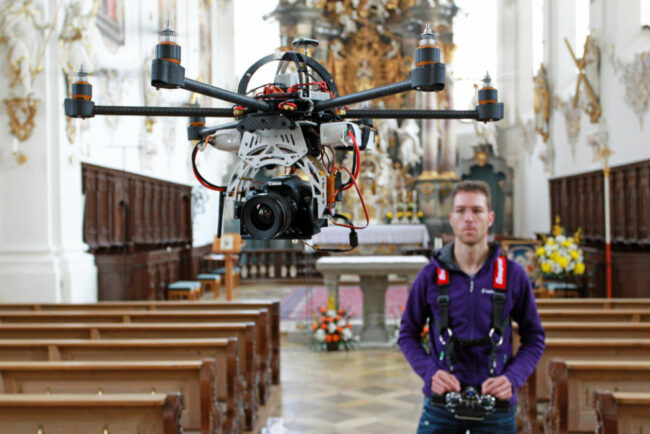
[4,97,39,141]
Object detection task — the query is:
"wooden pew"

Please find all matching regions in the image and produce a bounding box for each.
[0,393,184,434]
[535,339,650,401]
[537,298,650,310]
[0,360,221,434]
[0,338,244,433]
[514,321,650,340]
[0,308,273,401]
[0,300,282,386]
[0,322,266,410]
[537,309,650,322]
[592,391,650,434]
[546,360,650,433]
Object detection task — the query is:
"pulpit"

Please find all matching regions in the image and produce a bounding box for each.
[315,256,429,344]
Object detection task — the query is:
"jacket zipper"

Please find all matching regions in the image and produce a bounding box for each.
[469,276,475,340]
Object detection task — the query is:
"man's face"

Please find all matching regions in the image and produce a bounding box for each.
[449,191,495,246]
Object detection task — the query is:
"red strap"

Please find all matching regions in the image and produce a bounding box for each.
[493,256,507,290]
[437,267,450,286]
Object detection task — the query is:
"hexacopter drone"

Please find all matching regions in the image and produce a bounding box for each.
[65,23,503,248]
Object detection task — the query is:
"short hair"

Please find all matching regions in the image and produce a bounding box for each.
[452,180,492,211]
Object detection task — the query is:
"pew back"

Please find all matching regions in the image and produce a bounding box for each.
[537,339,650,400]
[0,338,241,434]
[0,393,184,434]
[0,360,220,433]
[593,391,650,434]
[547,360,650,433]
[537,309,650,322]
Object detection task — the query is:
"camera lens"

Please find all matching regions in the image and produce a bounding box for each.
[241,192,293,239]
[251,203,275,231]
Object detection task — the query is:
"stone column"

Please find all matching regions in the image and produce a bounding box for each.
[322,273,340,308]
[0,0,96,302]
[359,275,389,342]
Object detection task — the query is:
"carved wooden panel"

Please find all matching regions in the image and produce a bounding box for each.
[550,159,650,297]
[82,164,197,300]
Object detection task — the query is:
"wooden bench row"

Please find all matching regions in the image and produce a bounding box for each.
[0,393,185,433]
[593,391,650,434]
[0,361,216,433]
[0,303,281,433]
[0,300,282,385]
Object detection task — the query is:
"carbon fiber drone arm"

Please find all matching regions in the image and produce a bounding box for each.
[342,106,504,122]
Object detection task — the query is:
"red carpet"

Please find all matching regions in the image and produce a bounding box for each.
[280,285,408,320]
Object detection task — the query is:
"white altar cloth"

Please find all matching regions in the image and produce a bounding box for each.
[311,224,431,247]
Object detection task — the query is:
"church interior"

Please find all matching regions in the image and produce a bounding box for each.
[1,0,650,432]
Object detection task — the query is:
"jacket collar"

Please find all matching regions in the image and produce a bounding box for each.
[434,241,501,275]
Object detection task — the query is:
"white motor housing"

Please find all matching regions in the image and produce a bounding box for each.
[319,121,375,151]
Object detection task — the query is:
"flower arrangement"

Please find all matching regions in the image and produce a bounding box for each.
[535,218,585,279]
[311,304,355,351]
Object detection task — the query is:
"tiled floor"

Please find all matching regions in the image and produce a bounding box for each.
[227,282,424,433]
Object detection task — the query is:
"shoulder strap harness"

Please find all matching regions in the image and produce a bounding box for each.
[434,256,510,376]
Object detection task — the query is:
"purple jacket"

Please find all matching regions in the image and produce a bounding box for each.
[398,242,546,405]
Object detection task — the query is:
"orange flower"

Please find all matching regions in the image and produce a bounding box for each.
[328,317,334,323]
[332,334,340,342]
[336,326,343,333]
[325,334,332,343]
[335,315,342,321]
[320,307,327,313]
[338,308,345,315]
[321,323,327,330]
[346,323,351,328]
[311,323,318,331]
[401,305,405,313]
[320,316,327,323]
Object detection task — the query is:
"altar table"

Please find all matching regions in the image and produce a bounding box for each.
[315,255,429,343]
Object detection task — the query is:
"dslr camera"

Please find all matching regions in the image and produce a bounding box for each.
[237,174,327,240]
[444,387,496,420]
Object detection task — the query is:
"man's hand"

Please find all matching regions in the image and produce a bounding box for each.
[431,369,461,395]
[481,375,513,400]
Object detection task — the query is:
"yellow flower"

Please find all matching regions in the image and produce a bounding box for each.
[417,211,423,218]
[386,212,393,218]
[536,247,545,256]
[550,251,559,261]
[547,238,556,245]
[557,257,569,269]
[569,250,579,260]
[406,211,413,218]
[541,263,552,273]
[574,263,585,275]
[561,240,571,247]
[397,211,403,218]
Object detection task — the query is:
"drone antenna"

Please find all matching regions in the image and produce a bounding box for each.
[420,23,437,45]
[482,71,492,87]
[160,19,176,42]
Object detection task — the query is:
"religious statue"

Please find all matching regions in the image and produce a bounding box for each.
[0,0,50,96]
[533,64,550,143]
[396,119,422,170]
[59,0,100,76]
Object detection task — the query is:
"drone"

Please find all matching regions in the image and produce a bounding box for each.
[65,23,503,248]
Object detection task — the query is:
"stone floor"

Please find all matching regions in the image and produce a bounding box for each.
[224,282,424,433]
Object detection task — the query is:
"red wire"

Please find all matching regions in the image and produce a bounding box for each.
[192,144,225,192]
[287,81,327,93]
[330,166,369,230]
[342,129,361,191]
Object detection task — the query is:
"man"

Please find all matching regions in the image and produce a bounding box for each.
[399,180,545,433]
